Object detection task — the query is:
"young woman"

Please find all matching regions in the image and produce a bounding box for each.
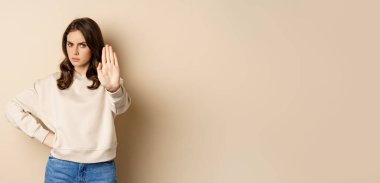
[4,17,131,182]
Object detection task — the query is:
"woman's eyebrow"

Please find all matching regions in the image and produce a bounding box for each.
[67,41,87,44]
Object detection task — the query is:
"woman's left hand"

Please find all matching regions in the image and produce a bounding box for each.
[97,44,120,92]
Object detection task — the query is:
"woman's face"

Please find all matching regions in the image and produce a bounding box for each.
[66,30,91,71]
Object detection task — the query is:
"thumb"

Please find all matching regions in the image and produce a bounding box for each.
[97,62,102,73]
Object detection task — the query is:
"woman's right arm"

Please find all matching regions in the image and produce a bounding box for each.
[42,131,55,148]
[4,80,52,146]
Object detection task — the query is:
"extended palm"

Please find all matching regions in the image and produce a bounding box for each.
[97,45,120,92]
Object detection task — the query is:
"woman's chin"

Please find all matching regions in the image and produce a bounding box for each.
[70,61,80,65]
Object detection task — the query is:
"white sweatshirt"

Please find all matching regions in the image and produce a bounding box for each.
[4,71,131,163]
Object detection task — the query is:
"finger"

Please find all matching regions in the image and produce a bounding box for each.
[102,46,106,65]
[114,52,119,67]
[109,45,115,65]
[106,44,111,64]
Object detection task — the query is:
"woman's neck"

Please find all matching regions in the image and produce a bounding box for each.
[74,65,89,76]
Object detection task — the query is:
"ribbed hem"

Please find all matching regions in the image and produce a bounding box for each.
[50,147,117,163]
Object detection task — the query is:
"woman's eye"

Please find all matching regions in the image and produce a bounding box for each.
[67,43,72,47]
[80,44,87,48]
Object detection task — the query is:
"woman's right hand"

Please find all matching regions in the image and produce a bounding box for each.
[43,131,55,148]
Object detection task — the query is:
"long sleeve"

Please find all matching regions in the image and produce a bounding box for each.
[106,77,132,116]
[4,80,50,143]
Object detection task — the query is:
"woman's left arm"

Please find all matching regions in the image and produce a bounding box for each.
[98,44,132,115]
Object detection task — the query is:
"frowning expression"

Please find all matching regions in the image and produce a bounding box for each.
[66,30,92,68]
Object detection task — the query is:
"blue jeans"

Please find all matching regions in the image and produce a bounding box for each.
[44,154,117,183]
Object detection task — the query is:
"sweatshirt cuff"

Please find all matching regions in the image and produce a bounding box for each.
[33,126,50,144]
[106,85,124,100]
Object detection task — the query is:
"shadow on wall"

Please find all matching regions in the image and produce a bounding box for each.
[115,100,152,182]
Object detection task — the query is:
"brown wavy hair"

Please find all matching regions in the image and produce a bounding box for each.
[57,17,105,90]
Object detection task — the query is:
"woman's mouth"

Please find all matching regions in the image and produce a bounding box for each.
[71,58,80,62]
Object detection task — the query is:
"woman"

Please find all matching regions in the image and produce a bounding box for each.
[4,17,131,182]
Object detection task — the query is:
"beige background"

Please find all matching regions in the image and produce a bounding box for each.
[1,0,379,182]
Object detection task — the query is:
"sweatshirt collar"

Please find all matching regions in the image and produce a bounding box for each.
[74,70,87,80]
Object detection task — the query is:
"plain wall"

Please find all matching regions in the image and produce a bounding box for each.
[1,0,380,182]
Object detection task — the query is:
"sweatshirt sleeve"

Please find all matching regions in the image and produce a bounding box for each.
[4,80,50,143]
[105,77,132,116]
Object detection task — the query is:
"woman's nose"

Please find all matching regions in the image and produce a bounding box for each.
[73,47,79,55]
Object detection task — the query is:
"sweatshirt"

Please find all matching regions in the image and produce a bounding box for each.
[4,71,131,163]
